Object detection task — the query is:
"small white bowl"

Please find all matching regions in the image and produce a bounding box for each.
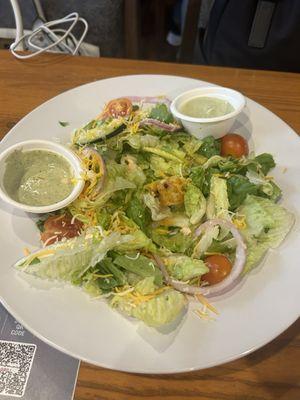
[170,86,246,139]
[0,140,84,214]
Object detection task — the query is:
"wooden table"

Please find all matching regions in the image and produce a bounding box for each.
[0,50,299,400]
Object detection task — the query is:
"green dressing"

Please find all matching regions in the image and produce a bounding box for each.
[4,149,74,206]
[179,96,234,118]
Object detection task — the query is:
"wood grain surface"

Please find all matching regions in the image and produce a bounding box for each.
[0,50,299,400]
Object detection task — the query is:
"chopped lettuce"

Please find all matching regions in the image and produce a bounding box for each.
[135,276,157,295]
[227,175,258,210]
[116,230,156,253]
[242,240,269,274]
[254,153,275,175]
[198,136,221,158]
[163,255,208,281]
[83,280,103,297]
[246,170,282,201]
[238,195,294,273]
[206,175,230,220]
[189,166,205,190]
[192,225,220,258]
[126,196,151,232]
[184,183,206,224]
[207,237,237,254]
[132,290,186,327]
[96,208,111,229]
[182,136,202,155]
[111,289,186,327]
[113,253,162,285]
[127,134,160,150]
[109,213,156,252]
[202,155,224,170]
[150,155,182,177]
[90,177,136,208]
[143,193,171,221]
[151,229,193,253]
[143,146,184,163]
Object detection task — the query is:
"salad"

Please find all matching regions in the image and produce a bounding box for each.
[15,96,294,328]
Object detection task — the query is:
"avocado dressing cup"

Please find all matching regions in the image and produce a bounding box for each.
[0,140,84,213]
[170,86,246,139]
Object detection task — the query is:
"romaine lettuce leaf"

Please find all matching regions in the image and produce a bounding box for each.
[192,225,220,258]
[116,230,156,253]
[91,176,136,208]
[184,183,206,224]
[242,240,269,274]
[96,208,111,229]
[126,196,151,232]
[163,255,208,281]
[127,134,160,150]
[113,253,162,285]
[15,231,130,282]
[202,155,224,170]
[238,195,294,273]
[132,289,186,327]
[110,288,186,327]
[109,213,156,252]
[206,175,230,220]
[151,229,193,253]
[206,237,237,254]
[189,166,205,190]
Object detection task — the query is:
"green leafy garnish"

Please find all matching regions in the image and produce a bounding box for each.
[58,121,70,127]
[126,197,151,232]
[227,175,258,210]
[149,103,174,124]
[254,153,275,175]
[198,136,221,158]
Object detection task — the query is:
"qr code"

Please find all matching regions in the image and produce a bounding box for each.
[0,340,36,397]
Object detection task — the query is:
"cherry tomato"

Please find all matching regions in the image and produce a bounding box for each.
[41,214,83,245]
[221,133,249,158]
[103,98,132,118]
[202,255,232,285]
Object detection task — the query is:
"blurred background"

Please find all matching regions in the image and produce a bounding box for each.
[0,0,299,72]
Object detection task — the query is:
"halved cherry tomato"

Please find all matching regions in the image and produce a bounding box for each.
[221,133,249,158]
[202,255,232,285]
[103,98,132,118]
[41,214,83,245]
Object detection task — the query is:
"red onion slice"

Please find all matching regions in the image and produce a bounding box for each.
[140,118,181,132]
[127,96,171,105]
[81,147,107,199]
[153,218,246,298]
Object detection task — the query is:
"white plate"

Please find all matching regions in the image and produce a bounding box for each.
[0,75,299,374]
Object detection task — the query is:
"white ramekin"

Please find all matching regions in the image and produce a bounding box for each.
[170,86,246,139]
[0,140,84,214]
